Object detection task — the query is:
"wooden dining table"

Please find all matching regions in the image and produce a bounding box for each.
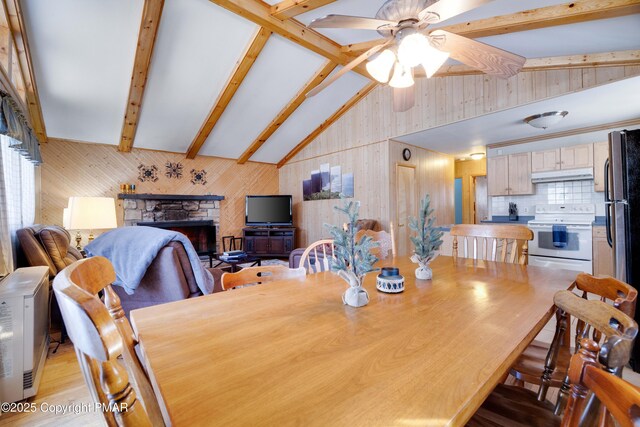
[130,255,576,426]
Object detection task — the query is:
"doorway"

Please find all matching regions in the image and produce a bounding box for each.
[454,178,463,224]
[474,176,488,223]
[396,165,416,256]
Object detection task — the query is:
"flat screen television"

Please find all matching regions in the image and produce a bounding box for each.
[245,195,293,226]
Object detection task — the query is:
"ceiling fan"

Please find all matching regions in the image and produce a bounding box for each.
[306,0,526,112]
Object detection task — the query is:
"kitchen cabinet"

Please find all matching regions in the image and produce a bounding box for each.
[509,153,534,195]
[488,153,533,196]
[560,143,593,169]
[531,149,561,172]
[593,141,608,192]
[592,226,614,277]
[487,156,509,196]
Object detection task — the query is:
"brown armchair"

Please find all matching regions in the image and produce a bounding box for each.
[17,225,224,316]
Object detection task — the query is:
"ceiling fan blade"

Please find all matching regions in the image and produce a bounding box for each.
[419,0,494,24]
[308,14,397,31]
[431,30,525,78]
[307,40,392,98]
[393,87,415,113]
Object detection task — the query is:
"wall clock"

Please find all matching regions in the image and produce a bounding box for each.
[402,148,412,161]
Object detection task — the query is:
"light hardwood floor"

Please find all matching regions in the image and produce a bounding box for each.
[0,335,102,426]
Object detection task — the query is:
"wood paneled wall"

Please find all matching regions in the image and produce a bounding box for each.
[455,159,487,224]
[289,66,640,163]
[279,140,454,248]
[40,139,278,241]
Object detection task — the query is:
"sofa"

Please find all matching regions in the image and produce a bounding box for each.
[17,225,224,316]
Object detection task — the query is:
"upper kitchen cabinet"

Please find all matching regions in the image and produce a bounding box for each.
[488,153,533,196]
[531,143,593,172]
[560,143,593,169]
[531,148,561,172]
[593,141,608,192]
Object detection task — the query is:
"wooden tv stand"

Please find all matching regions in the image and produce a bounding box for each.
[243,227,296,258]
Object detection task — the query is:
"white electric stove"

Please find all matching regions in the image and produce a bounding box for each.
[527,204,595,273]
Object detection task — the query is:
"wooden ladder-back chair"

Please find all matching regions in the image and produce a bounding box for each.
[468,290,638,427]
[52,256,165,427]
[355,222,397,260]
[510,273,637,402]
[450,224,533,265]
[221,265,306,290]
[299,239,335,274]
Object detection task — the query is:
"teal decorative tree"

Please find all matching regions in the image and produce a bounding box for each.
[409,194,443,279]
[325,201,379,307]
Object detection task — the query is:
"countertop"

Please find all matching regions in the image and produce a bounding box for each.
[480,216,534,224]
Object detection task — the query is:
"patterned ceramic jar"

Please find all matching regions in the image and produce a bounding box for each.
[376,267,404,293]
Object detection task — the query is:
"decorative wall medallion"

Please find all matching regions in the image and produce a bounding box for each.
[165,162,183,179]
[190,169,207,185]
[138,164,158,182]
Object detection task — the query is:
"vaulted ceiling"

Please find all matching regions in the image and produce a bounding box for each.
[7,0,640,166]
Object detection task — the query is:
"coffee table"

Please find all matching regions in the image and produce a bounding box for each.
[210,253,261,272]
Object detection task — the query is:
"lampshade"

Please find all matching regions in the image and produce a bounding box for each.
[389,63,414,89]
[397,30,429,68]
[67,197,117,230]
[421,44,450,78]
[523,111,569,129]
[366,49,396,83]
[62,207,70,229]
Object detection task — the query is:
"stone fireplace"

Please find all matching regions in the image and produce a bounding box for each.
[119,194,224,253]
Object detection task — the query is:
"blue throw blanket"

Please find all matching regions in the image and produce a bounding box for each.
[85,226,213,295]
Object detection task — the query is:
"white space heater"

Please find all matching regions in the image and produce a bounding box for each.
[0,266,49,403]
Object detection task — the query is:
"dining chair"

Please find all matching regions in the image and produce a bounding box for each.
[468,290,638,427]
[450,224,533,265]
[222,235,243,252]
[355,221,396,260]
[510,273,637,402]
[221,265,306,290]
[299,239,336,274]
[53,256,164,427]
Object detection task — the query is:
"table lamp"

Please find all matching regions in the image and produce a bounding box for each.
[62,206,83,250]
[66,197,118,248]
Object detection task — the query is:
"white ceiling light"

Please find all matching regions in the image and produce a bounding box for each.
[397,29,429,68]
[389,63,414,88]
[366,49,396,83]
[421,44,450,78]
[470,153,484,160]
[524,111,569,129]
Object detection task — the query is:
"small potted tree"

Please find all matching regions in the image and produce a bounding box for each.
[325,201,379,307]
[409,194,443,280]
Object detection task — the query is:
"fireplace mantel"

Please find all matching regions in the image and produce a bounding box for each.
[118,193,224,201]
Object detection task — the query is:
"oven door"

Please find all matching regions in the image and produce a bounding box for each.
[528,223,593,260]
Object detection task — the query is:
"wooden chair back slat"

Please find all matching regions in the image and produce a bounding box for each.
[221,265,306,290]
[451,224,533,265]
[299,239,335,274]
[53,257,164,426]
[355,222,396,260]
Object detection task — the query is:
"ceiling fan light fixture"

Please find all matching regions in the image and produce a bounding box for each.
[397,30,429,68]
[366,49,396,83]
[421,44,450,78]
[524,111,569,129]
[389,62,414,89]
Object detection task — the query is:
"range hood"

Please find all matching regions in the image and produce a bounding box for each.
[531,167,594,183]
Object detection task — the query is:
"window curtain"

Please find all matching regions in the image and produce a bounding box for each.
[0,91,38,276]
[0,93,42,164]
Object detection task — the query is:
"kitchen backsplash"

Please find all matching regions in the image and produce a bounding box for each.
[491,180,605,217]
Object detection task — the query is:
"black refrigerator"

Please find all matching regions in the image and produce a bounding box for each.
[605,129,640,370]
